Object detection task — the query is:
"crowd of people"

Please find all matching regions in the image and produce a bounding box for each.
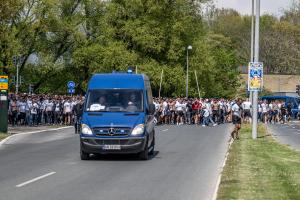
[153,98,300,126]
[7,94,299,129]
[7,93,84,128]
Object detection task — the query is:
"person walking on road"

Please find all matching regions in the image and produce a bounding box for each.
[231,99,242,140]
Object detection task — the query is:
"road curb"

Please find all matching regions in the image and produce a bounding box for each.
[211,136,234,200]
[0,126,73,147]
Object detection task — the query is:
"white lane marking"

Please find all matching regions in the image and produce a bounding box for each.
[162,129,169,132]
[0,126,72,147]
[16,172,56,188]
[211,137,234,200]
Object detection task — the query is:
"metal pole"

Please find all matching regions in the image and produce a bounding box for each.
[194,70,201,99]
[251,0,254,63]
[186,49,189,98]
[250,0,255,107]
[159,69,163,98]
[252,0,260,140]
[16,60,19,94]
[135,66,138,74]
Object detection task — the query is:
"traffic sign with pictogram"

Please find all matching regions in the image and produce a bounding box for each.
[67,81,75,89]
[0,76,8,90]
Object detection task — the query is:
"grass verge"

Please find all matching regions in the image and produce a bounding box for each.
[0,132,10,141]
[217,124,300,200]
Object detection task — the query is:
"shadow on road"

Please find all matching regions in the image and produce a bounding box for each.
[87,151,160,161]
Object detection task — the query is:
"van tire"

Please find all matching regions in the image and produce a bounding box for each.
[149,131,155,155]
[139,138,149,160]
[81,150,89,160]
[80,145,89,160]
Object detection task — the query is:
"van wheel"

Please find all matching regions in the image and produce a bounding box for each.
[80,145,89,160]
[149,131,155,155]
[139,138,149,160]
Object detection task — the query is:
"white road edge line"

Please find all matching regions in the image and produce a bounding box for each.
[16,172,56,188]
[162,129,169,132]
[211,137,234,200]
[0,126,72,147]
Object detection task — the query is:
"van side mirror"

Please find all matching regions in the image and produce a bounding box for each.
[148,104,155,115]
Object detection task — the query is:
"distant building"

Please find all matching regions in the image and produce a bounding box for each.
[239,66,300,95]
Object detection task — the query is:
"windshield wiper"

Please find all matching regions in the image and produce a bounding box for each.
[124,113,140,116]
[88,113,103,116]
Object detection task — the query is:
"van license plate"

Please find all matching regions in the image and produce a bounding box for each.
[103,145,121,150]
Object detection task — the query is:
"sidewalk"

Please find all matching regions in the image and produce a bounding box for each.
[1,125,73,145]
[8,125,69,134]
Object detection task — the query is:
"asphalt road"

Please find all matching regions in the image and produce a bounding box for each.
[0,124,231,200]
[268,121,300,150]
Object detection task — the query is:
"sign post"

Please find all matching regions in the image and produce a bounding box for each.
[252,0,261,140]
[67,81,75,96]
[0,75,8,90]
[248,62,263,92]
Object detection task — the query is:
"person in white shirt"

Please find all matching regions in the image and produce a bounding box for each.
[63,99,72,125]
[30,99,39,126]
[231,99,242,140]
[175,100,184,125]
[202,106,210,127]
[45,99,54,124]
[205,100,217,126]
[17,98,27,125]
[261,100,268,123]
[242,98,252,123]
[26,98,33,126]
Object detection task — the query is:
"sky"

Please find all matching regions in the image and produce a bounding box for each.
[214,0,294,16]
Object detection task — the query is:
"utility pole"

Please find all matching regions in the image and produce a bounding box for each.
[186,45,192,98]
[194,70,201,99]
[159,69,163,99]
[252,0,260,139]
[16,61,19,94]
[250,0,255,107]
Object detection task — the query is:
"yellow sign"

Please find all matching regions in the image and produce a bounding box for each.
[0,75,8,90]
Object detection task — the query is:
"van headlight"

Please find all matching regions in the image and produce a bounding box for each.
[131,124,145,136]
[81,124,93,135]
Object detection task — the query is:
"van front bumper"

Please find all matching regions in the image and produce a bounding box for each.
[80,136,146,154]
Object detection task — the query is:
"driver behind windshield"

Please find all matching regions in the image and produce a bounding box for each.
[126,93,140,112]
[89,95,107,111]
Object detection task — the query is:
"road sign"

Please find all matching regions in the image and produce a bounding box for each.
[67,81,75,89]
[248,62,263,91]
[68,89,75,94]
[0,76,8,90]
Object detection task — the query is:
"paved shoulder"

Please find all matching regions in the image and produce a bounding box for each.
[268,122,300,150]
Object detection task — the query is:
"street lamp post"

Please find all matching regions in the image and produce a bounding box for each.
[186,45,192,98]
[252,0,260,139]
[12,56,20,94]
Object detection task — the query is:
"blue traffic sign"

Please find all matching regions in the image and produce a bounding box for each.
[67,81,75,89]
[68,89,75,94]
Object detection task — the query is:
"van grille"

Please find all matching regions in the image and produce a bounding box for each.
[93,127,131,137]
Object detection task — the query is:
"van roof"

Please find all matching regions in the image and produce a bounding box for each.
[88,73,147,90]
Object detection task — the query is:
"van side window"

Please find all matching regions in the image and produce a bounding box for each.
[145,81,153,104]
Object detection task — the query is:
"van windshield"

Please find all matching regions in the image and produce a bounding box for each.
[86,89,144,112]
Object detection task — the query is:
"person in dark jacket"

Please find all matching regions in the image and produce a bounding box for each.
[73,99,84,134]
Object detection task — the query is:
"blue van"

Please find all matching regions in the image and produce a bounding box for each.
[80,73,156,160]
[261,95,300,117]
